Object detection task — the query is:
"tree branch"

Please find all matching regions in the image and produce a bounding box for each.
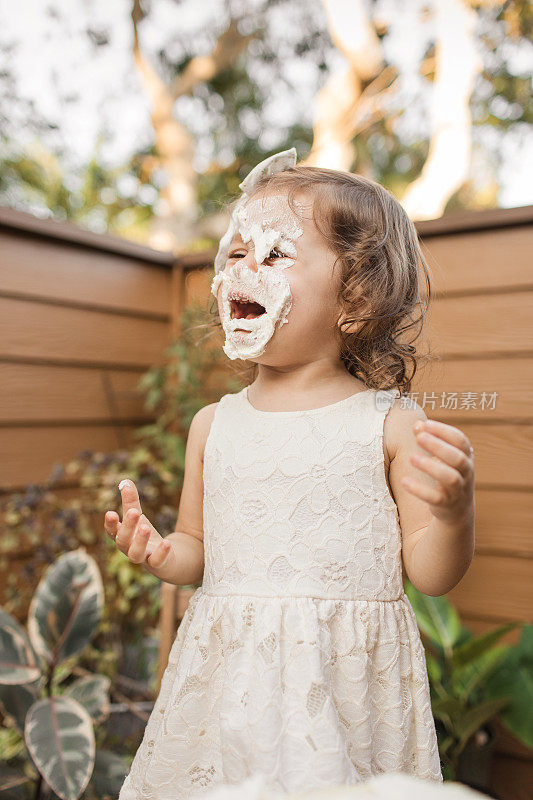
[400,0,483,220]
[170,18,256,100]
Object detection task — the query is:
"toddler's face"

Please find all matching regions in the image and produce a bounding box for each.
[211,190,343,366]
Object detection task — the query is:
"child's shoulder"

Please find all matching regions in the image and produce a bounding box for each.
[189,401,220,461]
[383,391,429,467]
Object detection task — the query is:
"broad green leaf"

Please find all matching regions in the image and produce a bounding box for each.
[431,695,465,723]
[27,548,103,667]
[425,652,442,685]
[0,607,42,684]
[404,582,462,651]
[453,644,509,701]
[484,624,533,748]
[24,695,95,800]
[438,735,455,756]
[0,679,41,733]
[452,622,521,669]
[454,696,512,747]
[63,674,111,723]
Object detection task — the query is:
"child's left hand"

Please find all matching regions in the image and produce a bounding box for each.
[402,419,475,525]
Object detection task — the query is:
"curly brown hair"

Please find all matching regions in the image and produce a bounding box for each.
[204,165,437,395]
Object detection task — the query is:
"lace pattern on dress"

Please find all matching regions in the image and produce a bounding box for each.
[118,386,443,799]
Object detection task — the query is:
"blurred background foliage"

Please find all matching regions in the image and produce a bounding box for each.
[0,0,531,251]
[0,304,241,692]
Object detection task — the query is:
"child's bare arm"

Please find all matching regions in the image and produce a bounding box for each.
[385,398,475,597]
[104,403,217,586]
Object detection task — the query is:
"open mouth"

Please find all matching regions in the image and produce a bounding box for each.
[229,298,267,320]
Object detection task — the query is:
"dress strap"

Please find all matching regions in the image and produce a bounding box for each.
[375,387,401,414]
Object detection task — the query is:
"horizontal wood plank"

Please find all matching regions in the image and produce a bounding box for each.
[0,297,171,367]
[427,291,533,357]
[422,226,533,295]
[446,553,532,622]
[0,230,173,316]
[0,424,143,488]
[473,489,533,557]
[408,357,533,421]
[0,363,152,422]
[420,422,533,489]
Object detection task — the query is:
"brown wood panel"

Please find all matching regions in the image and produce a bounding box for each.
[473,489,533,558]
[0,363,151,423]
[491,718,533,764]
[0,424,142,488]
[433,422,533,489]
[491,757,533,800]
[422,226,533,295]
[427,291,533,357]
[184,267,215,305]
[409,357,532,421]
[0,297,171,367]
[0,230,173,317]
[446,553,532,622]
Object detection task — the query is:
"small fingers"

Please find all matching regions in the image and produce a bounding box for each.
[146,537,172,569]
[128,521,153,564]
[115,508,142,551]
[410,452,465,494]
[414,420,473,464]
[401,476,445,505]
[119,478,142,519]
[414,430,472,477]
[104,511,119,539]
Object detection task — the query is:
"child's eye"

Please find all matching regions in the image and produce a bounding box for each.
[266,248,286,260]
[227,248,286,262]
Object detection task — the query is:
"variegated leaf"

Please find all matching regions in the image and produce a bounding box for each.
[24,695,95,800]
[0,607,42,684]
[0,678,41,732]
[63,674,111,723]
[27,548,103,666]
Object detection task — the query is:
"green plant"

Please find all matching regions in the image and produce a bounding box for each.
[0,547,129,800]
[0,303,241,669]
[405,579,532,782]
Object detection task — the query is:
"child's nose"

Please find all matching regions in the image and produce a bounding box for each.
[233,251,259,274]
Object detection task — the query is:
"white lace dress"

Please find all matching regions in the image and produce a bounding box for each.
[118,386,443,800]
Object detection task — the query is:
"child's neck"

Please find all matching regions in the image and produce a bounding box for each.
[248,366,368,410]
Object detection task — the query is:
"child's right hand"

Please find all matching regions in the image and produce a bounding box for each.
[104,478,173,571]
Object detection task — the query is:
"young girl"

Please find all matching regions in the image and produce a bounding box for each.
[107,149,475,799]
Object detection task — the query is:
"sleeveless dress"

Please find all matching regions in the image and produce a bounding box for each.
[118,386,443,800]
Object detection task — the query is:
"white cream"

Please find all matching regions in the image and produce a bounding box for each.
[211,188,307,361]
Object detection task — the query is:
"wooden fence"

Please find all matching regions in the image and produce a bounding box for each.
[1,202,532,798]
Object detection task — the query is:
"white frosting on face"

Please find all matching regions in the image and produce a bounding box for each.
[235,195,304,266]
[211,194,305,360]
[213,147,298,276]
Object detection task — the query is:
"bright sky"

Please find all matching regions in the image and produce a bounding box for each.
[1,0,532,208]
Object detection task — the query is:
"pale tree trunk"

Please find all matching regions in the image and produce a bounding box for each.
[306,0,483,221]
[131,1,254,252]
[401,0,483,220]
[303,0,384,171]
